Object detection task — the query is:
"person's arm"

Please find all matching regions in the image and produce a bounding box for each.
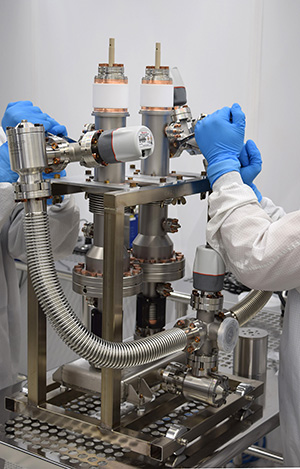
[207,172,300,291]
[8,196,80,263]
[1,101,79,261]
[194,104,300,292]
[0,183,15,230]
[260,196,286,221]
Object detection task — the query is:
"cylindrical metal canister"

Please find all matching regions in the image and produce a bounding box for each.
[233,327,268,406]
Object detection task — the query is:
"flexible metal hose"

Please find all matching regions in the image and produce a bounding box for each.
[24,211,187,369]
[229,290,272,326]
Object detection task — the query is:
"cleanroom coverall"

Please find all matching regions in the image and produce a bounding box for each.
[207,170,300,466]
[0,132,80,390]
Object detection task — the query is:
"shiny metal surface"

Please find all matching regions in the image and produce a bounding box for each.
[27,273,47,406]
[52,352,186,397]
[233,327,268,406]
[73,266,142,298]
[139,257,185,283]
[140,112,171,177]
[168,290,191,304]
[3,372,264,465]
[7,122,46,177]
[230,290,273,326]
[244,445,284,464]
[132,204,173,260]
[23,211,188,370]
[197,413,279,468]
[182,374,228,407]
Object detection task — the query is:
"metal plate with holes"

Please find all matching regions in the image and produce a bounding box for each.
[2,414,138,468]
[1,388,208,468]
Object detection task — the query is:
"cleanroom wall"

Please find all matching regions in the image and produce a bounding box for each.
[0,0,299,278]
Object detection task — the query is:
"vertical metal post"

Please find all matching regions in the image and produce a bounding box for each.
[101,197,124,429]
[27,275,47,405]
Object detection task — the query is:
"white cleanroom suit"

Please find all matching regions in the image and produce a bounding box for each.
[0,135,80,390]
[207,171,300,466]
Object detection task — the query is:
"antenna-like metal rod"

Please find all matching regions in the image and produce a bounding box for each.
[155,42,161,69]
[109,37,115,66]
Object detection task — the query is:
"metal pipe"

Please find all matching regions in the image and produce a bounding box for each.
[141,112,170,177]
[244,445,283,464]
[168,291,191,304]
[155,42,161,69]
[244,445,284,464]
[109,38,115,67]
[230,290,272,326]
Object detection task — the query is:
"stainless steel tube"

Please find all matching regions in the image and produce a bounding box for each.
[24,211,187,369]
[244,446,284,464]
[230,290,272,326]
[168,291,191,304]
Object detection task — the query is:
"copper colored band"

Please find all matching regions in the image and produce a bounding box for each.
[146,65,169,70]
[141,106,172,111]
[98,63,124,67]
[94,78,128,84]
[93,108,128,113]
[141,79,173,85]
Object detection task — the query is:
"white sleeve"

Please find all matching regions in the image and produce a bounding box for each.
[206,172,300,291]
[0,183,15,230]
[0,127,6,145]
[8,195,80,262]
[260,196,286,221]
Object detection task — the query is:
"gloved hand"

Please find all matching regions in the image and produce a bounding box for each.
[0,142,18,183]
[1,101,68,185]
[2,101,67,136]
[195,103,245,185]
[239,139,262,202]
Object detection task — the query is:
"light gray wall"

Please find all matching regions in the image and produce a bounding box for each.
[1,0,299,281]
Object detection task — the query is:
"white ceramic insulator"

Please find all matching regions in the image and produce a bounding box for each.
[93,83,129,109]
[140,83,174,108]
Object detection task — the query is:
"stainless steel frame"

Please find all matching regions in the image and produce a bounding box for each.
[4,174,276,467]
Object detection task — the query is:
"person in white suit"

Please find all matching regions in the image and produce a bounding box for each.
[195,103,300,466]
[0,101,80,389]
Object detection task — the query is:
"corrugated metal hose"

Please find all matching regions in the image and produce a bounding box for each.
[24,209,271,369]
[24,211,187,369]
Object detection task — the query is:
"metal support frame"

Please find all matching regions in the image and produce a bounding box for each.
[27,275,47,406]
[53,176,210,419]
[99,176,209,429]
[4,174,277,466]
[101,203,124,429]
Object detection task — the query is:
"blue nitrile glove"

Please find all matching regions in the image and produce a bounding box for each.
[195,103,245,185]
[0,142,18,183]
[2,101,67,136]
[239,139,262,202]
